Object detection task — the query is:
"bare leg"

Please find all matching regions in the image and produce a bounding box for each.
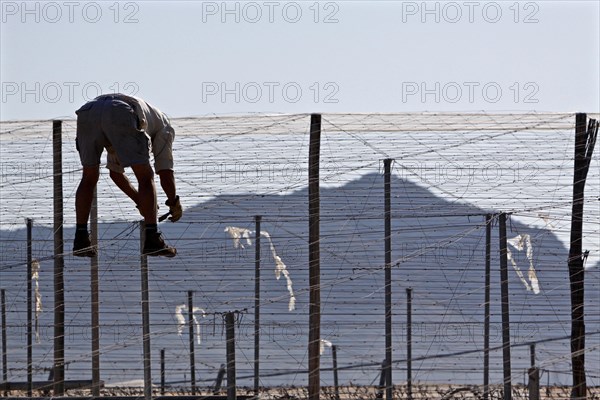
[74,165,100,257]
[131,163,176,257]
[130,162,157,224]
[75,166,100,225]
[110,170,139,205]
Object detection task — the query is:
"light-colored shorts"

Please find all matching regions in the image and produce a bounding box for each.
[75,97,151,170]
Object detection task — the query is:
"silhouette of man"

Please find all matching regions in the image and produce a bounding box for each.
[73,93,182,257]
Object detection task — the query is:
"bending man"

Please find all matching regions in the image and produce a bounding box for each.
[73,93,182,257]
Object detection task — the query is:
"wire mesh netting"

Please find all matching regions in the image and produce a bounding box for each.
[0,112,599,395]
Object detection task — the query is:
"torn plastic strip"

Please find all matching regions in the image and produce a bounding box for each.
[32,259,42,343]
[224,226,296,311]
[175,304,206,344]
[507,234,540,294]
[320,339,333,355]
[223,226,253,249]
[260,230,296,311]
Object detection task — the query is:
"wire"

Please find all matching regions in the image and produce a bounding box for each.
[0,112,598,389]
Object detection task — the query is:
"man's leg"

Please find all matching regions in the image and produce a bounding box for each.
[130,163,157,224]
[131,163,176,257]
[76,166,100,224]
[109,170,139,206]
[73,166,100,257]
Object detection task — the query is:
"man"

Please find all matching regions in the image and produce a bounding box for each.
[73,93,182,257]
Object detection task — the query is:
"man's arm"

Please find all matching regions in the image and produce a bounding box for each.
[157,169,182,222]
[109,170,139,205]
[157,169,176,203]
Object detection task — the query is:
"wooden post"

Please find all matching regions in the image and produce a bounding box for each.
[90,188,100,396]
[568,113,597,399]
[499,212,512,400]
[406,287,412,400]
[214,364,226,394]
[52,120,65,396]
[160,348,165,395]
[26,218,33,397]
[530,344,535,376]
[226,312,237,400]
[1,289,7,387]
[331,345,340,400]
[383,159,393,400]
[528,344,540,400]
[483,214,492,400]
[254,215,261,398]
[308,114,321,400]
[376,359,386,399]
[188,290,196,395]
[139,221,152,400]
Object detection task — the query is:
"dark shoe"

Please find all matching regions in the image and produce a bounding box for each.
[73,231,97,257]
[143,230,177,257]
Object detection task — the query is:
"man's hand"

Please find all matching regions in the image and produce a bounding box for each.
[165,196,182,222]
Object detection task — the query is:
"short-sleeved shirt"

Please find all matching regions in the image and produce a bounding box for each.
[98,94,174,173]
[76,93,174,173]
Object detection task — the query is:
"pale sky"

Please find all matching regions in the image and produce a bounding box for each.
[1,0,599,120]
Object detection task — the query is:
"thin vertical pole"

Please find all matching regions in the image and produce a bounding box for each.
[214,364,226,394]
[52,120,65,396]
[406,287,412,400]
[499,212,512,400]
[226,312,237,400]
[139,221,152,400]
[331,345,340,400]
[483,214,492,400]
[383,159,393,400]
[1,289,7,386]
[569,113,596,399]
[26,218,33,397]
[530,344,535,372]
[308,113,321,400]
[376,359,386,399]
[187,290,196,395]
[528,344,540,400]
[90,188,100,396]
[160,349,165,395]
[254,215,261,398]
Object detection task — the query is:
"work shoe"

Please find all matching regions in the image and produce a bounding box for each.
[73,231,97,257]
[143,230,177,257]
